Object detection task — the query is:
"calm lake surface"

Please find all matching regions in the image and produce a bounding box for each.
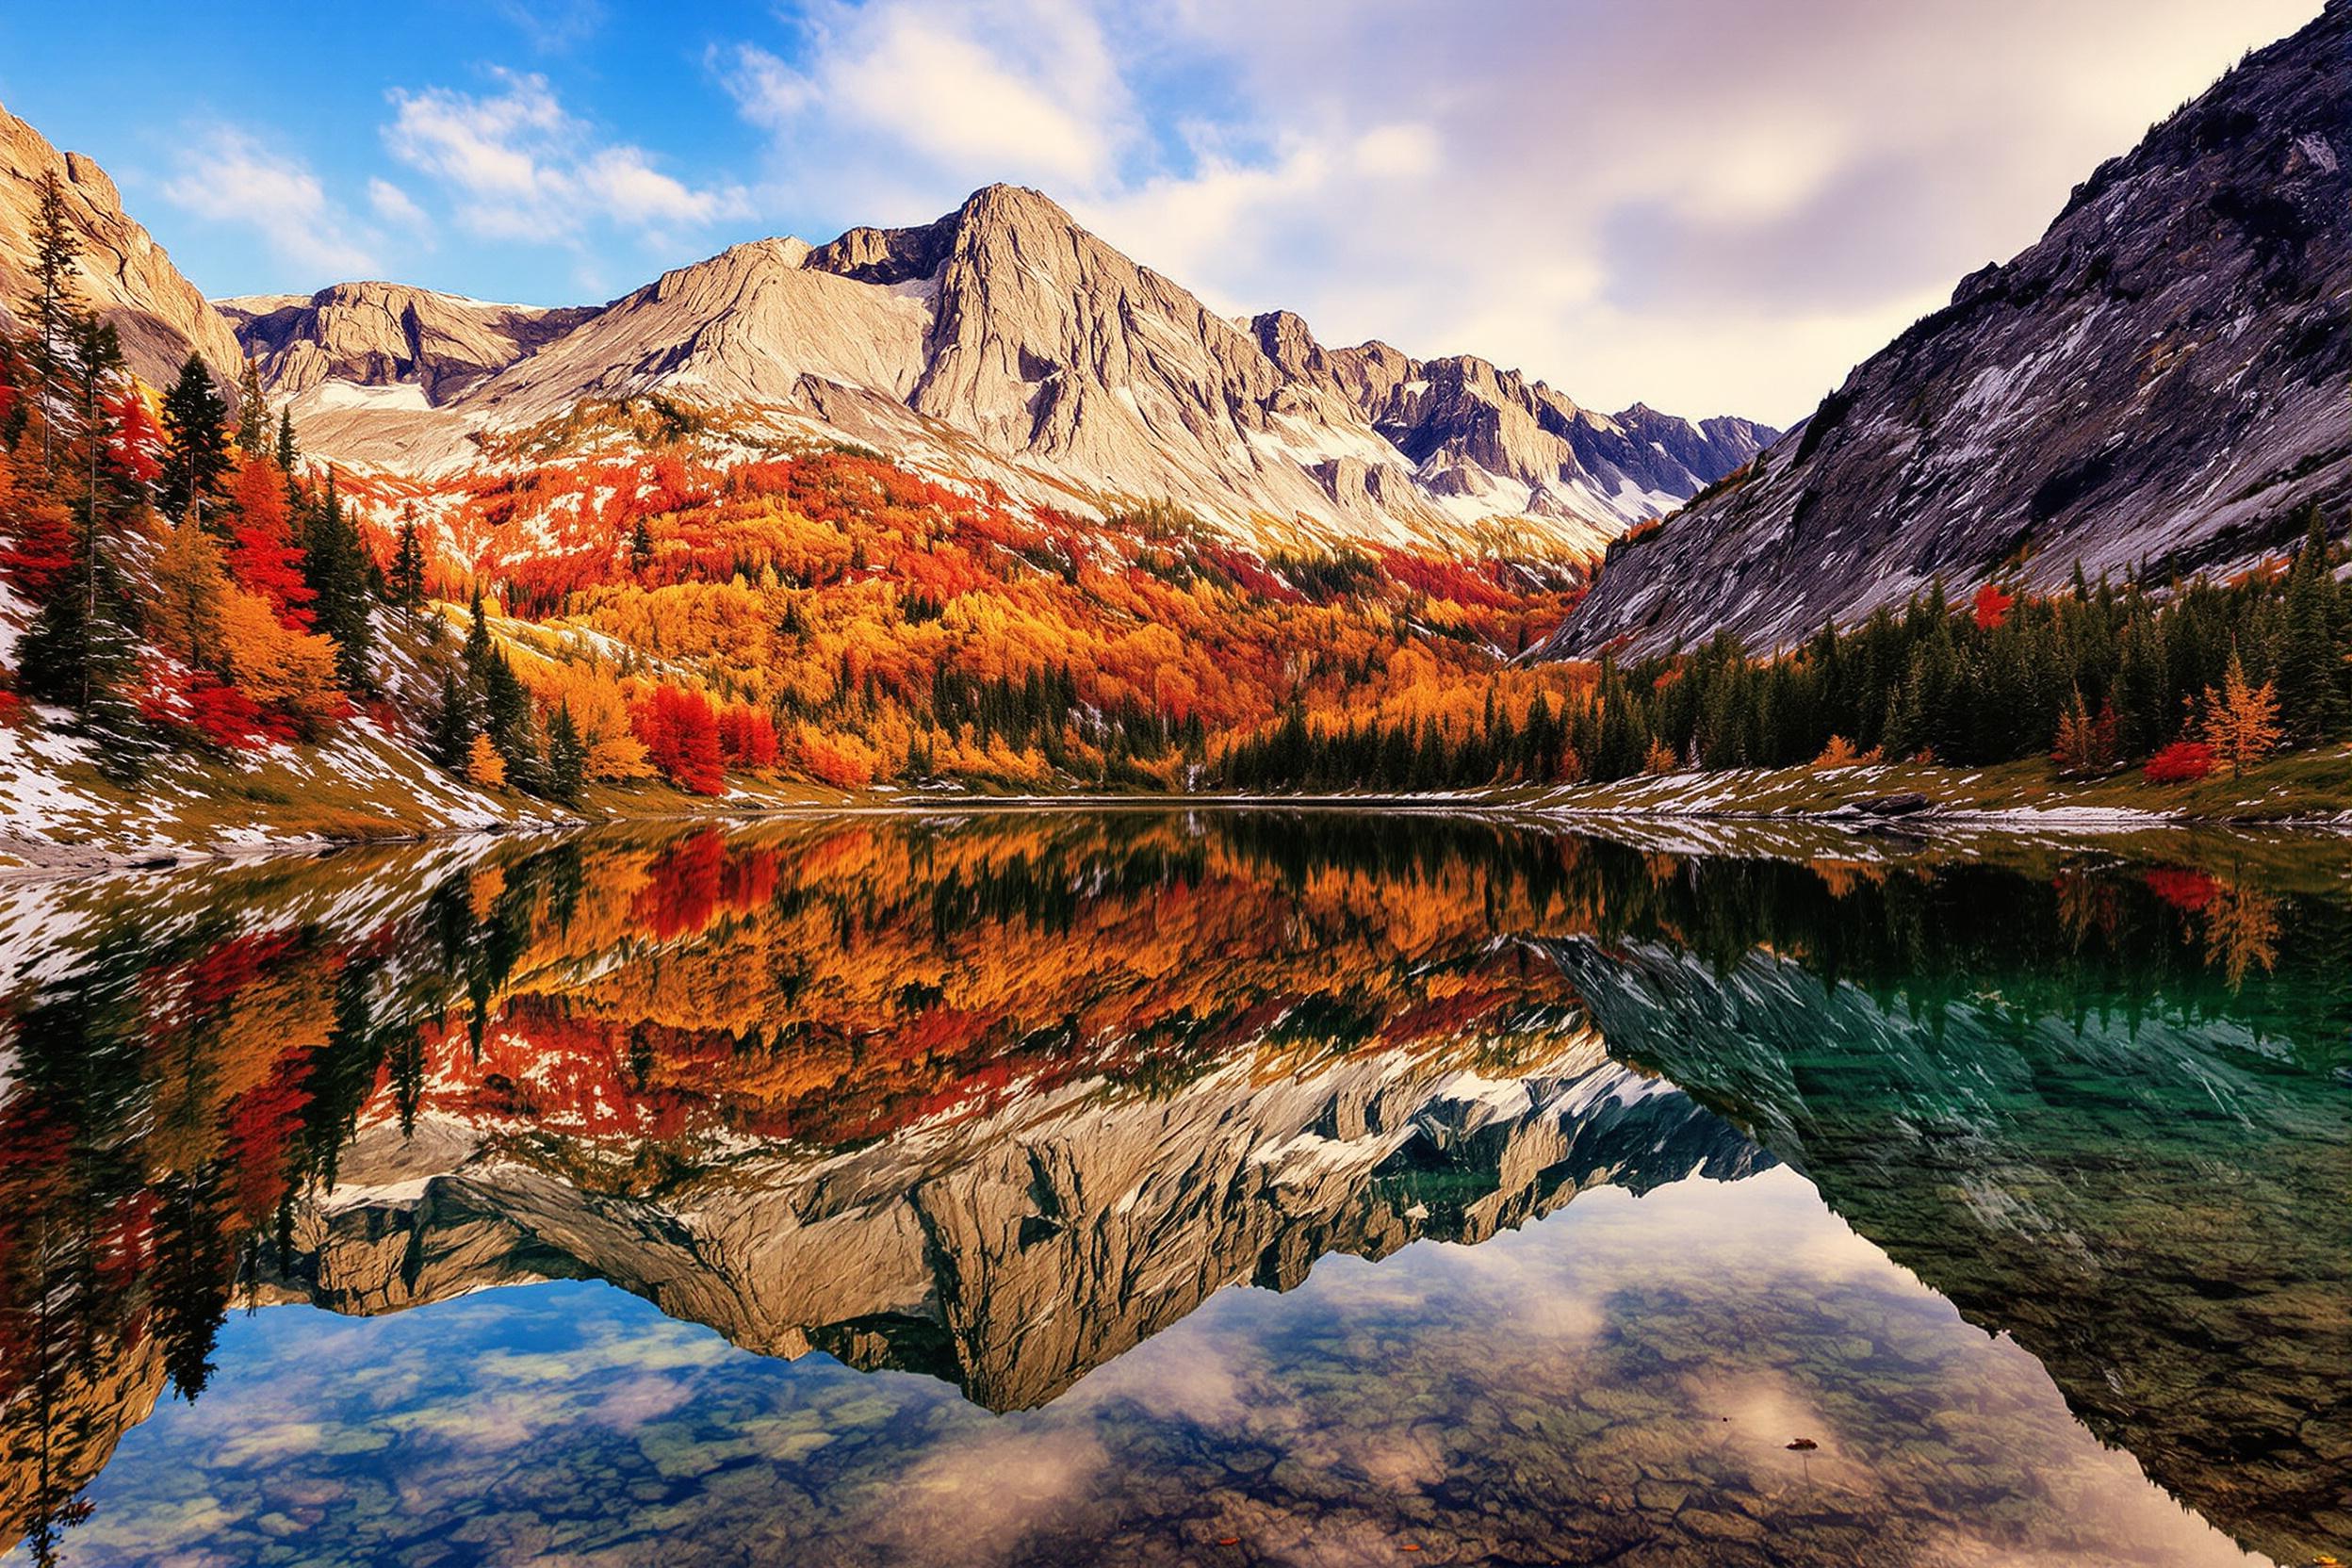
[0,812,2345,1567]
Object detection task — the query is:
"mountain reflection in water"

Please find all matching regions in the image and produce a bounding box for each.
[0,813,2344,1567]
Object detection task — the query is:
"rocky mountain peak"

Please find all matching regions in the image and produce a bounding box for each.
[0,99,244,387]
[802,212,956,286]
[185,168,1769,552]
[221,281,599,405]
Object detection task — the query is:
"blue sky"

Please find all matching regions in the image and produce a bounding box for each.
[0,1,2321,423]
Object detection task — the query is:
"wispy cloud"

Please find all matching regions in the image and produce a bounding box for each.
[384,69,748,248]
[720,0,1137,221]
[160,125,380,279]
[368,177,430,233]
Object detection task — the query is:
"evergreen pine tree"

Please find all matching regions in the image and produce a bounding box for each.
[546,702,586,803]
[389,514,426,617]
[22,170,81,480]
[430,669,476,770]
[302,470,374,690]
[2275,507,2345,743]
[480,649,542,793]
[234,356,270,453]
[158,353,232,528]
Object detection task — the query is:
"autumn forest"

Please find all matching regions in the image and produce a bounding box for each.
[3,164,2349,815]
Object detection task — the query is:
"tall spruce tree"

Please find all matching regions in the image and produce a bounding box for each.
[157,353,231,529]
[302,471,374,690]
[234,357,270,453]
[430,669,477,770]
[2275,507,2346,743]
[545,702,586,804]
[389,514,426,617]
[22,170,80,480]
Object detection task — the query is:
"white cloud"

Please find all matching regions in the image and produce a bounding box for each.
[576,147,736,227]
[368,177,430,231]
[722,0,1137,222]
[161,126,380,279]
[1351,123,1441,180]
[384,70,747,246]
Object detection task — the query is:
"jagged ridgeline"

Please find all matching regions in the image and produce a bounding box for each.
[4,816,2348,1560]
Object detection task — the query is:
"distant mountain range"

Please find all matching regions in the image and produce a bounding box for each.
[0,110,1772,560]
[1549,0,2352,656]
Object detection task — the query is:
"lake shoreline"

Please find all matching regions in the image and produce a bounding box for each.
[8,768,2352,884]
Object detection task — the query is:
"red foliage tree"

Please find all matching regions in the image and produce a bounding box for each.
[630,685,725,794]
[0,483,74,600]
[138,662,284,750]
[107,391,164,487]
[2143,741,2214,784]
[1971,581,2016,630]
[227,458,314,628]
[718,702,778,769]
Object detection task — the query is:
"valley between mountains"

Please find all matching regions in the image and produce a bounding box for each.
[1,0,2349,864]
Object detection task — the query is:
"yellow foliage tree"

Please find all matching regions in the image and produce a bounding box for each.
[1813,735,1863,770]
[153,520,229,666]
[466,732,508,790]
[2200,652,2283,778]
[528,659,653,780]
[216,585,343,728]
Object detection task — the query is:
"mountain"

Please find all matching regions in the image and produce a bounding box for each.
[1253,311,1774,529]
[218,282,596,402]
[0,93,1770,558]
[0,99,243,387]
[226,185,1772,556]
[270,1027,1758,1414]
[1548,0,2352,656]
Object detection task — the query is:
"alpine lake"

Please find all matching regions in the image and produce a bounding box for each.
[0,809,2345,1567]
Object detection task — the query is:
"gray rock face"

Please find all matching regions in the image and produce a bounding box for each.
[0,100,244,388]
[1258,318,1775,535]
[272,1029,1764,1413]
[1549,0,2352,657]
[219,183,1768,555]
[219,282,597,404]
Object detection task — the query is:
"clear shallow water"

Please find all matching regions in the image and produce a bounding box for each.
[0,813,2344,1566]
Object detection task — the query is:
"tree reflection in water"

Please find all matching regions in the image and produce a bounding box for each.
[0,815,2344,1564]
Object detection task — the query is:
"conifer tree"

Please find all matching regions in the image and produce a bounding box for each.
[158,353,231,529]
[301,471,373,690]
[234,357,270,454]
[21,170,80,479]
[430,668,476,770]
[388,514,426,617]
[546,702,586,803]
[2201,650,2284,778]
[2274,507,2344,743]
